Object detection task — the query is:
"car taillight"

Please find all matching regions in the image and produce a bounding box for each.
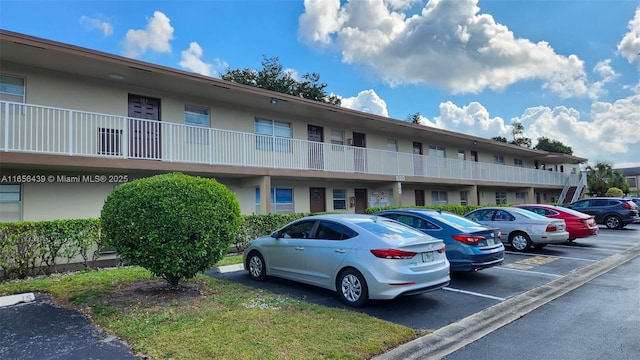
[452,234,484,245]
[370,249,417,259]
[622,201,633,209]
[437,244,446,253]
[497,231,502,239]
[546,225,557,232]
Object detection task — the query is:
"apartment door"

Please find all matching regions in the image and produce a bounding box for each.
[353,132,366,172]
[308,125,324,170]
[128,94,161,159]
[413,142,423,176]
[415,190,425,206]
[470,150,479,179]
[309,187,326,213]
[354,188,367,214]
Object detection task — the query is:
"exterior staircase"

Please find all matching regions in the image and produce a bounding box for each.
[557,170,588,205]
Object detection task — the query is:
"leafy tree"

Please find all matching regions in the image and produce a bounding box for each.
[101,172,242,287]
[534,137,573,155]
[491,136,508,142]
[586,162,629,196]
[221,55,341,105]
[509,121,532,148]
[407,112,422,124]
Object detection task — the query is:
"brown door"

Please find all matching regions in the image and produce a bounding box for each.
[309,187,326,213]
[128,94,161,159]
[353,132,366,172]
[308,125,324,170]
[415,190,425,206]
[413,142,423,176]
[354,188,367,214]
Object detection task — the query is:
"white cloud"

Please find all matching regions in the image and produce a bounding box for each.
[299,0,589,97]
[79,16,113,36]
[617,7,640,68]
[340,89,389,116]
[179,42,228,77]
[122,11,174,58]
[512,95,640,165]
[434,101,507,134]
[588,59,619,100]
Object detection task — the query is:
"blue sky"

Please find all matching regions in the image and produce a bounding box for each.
[2,0,639,167]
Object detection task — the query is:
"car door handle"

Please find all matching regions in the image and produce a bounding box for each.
[295,247,304,251]
[335,249,346,253]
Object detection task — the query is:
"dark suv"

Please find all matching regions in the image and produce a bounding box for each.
[569,197,640,229]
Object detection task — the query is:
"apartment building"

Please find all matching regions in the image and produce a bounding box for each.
[0,30,587,222]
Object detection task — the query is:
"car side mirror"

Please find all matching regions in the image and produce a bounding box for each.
[271,231,280,239]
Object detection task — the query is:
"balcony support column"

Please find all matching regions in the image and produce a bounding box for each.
[259,175,271,214]
[393,181,403,207]
[526,187,535,204]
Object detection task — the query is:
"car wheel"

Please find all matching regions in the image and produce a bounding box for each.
[246,251,267,281]
[337,268,368,308]
[604,215,623,229]
[509,232,532,252]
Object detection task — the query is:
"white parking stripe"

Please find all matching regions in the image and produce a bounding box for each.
[443,287,506,301]
[494,266,562,278]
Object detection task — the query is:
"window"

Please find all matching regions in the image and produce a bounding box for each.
[431,191,448,205]
[428,145,445,158]
[0,74,25,103]
[514,159,523,167]
[387,139,398,152]
[184,105,210,144]
[279,220,315,238]
[493,155,505,165]
[515,192,526,203]
[315,221,357,240]
[0,184,22,222]
[460,191,469,206]
[496,192,507,204]
[330,129,344,145]
[458,150,465,161]
[394,215,439,230]
[255,119,291,152]
[256,187,294,214]
[626,176,637,188]
[333,189,347,210]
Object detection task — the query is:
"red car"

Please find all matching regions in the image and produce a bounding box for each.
[515,204,599,241]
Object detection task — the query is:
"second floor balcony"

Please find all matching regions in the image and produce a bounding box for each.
[0,101,573,186]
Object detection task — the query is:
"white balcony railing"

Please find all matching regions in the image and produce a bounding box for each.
[0,101,571,186]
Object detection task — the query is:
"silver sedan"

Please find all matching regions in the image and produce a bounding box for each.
[464,207,569,251]
[243,214,450,307]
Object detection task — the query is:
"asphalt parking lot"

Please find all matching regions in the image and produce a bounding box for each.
[209,223,640,331]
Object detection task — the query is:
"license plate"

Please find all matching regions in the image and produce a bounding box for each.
[486,238,495,246]
[422,251,435,263]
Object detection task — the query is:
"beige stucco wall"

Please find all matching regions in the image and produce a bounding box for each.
[23,181,115,221]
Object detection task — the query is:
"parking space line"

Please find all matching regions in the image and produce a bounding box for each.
[494,266,562,278]
[504,251,599,262]
[442,287,506,301]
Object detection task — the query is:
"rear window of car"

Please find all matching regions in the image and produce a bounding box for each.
[556,206,591,217]
[358,219,429,240]
[511,207,549,220]
[430,212,486,229]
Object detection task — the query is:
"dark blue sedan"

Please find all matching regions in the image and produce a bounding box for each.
[374,209,505,272]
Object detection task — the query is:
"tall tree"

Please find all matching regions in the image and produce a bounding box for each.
[491,136,508,142]
[586,161,629,196]
[510,121,532,148]
[407,112,422,124]
[534,137,573,155]
[221,55,341,105]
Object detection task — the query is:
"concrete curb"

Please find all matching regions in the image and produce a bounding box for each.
[373,243,640,360]
[0,292,36,308]
[210,263,244,274]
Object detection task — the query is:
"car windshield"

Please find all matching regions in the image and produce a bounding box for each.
[428,212,485,229]
[357,218,428,240]
[510,207,549,220]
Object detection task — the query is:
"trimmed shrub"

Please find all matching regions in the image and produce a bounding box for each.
[101,172,242,286]
[605,187,624,197]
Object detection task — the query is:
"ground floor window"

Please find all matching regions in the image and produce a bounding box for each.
[0,184,22,222]
[333,189,347,210]
[496,192,507,205]
[431,191,447,205]
[460,191,469,206]
[256,187,294,214]
[515,192,526,203]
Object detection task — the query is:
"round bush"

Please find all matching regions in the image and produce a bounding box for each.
[101,172,242,286]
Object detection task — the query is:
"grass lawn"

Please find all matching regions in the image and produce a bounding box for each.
[0,258,419,359]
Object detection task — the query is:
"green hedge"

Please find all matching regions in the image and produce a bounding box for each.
[0,219,101,280]
[365,204,486,216]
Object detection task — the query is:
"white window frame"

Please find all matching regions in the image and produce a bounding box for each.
[493,155,505,165]
[515,192,526,203]
[332,189,347,210]
[496,192,507,205]
[255,118,292,152]
[431,190,448,205]
[0,184,22,222]
[184,105,210,144]
[0,74,25,103]
[387,139,398,152]
[514,159,523,167]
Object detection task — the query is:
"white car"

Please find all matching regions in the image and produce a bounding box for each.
[464,207,569,251]
[243,214,450,307]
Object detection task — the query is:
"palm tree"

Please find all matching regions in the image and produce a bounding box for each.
[586,162,629,196]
